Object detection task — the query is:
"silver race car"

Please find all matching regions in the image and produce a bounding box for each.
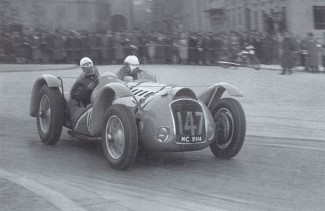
[30,70,246,169]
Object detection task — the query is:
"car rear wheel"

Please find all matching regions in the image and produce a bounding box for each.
[101,104,138,170]
[210,98,246,159]
[36,84,63,145]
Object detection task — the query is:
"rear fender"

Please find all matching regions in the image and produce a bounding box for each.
[88,83,133,136]
[30,74,62,117]
[199,82,243,110]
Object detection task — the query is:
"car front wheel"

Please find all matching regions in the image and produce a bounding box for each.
[210,98,246,159]
[101,104,138,170]
[36,84,63,145]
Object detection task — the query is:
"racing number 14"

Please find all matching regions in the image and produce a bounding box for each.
[177,111,204,136]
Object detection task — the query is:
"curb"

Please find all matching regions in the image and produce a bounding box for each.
[1,64,321,73]
[0,65,79,73]
[261,66,325,73]
[261,67,280,71]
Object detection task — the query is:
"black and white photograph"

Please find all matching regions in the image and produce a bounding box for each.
[0,0,324,210]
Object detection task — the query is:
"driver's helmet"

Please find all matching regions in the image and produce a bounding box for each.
[124,55,139,72]
[80,57,94,76]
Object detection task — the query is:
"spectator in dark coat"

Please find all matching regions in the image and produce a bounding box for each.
[188,34,198,65]
[206,34,214,65]
[89,33,97,63]
[197,35,205,65]
[137,31,148,64]
[66,32,76,63]
[100,32,111,64]
[31,33,42,63]
[2,33,14,63]
[280,32,295,75]
[113,33,124,64]
[156,34,166,64]
[52,31,65,63]
[305,33,319,73]
[21,35,32,63]
[261,34,272,64]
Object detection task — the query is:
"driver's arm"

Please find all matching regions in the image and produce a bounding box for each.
[71,83,89,102]
[116,67,127,80]
[132,68,143,80]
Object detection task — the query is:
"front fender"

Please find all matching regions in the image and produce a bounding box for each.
[88,83,133,136]
[30,74,62,117]
[199,82,243,109]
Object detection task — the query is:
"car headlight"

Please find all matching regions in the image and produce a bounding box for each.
[156,127,170,143]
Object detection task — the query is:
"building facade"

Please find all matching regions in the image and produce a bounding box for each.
[287,0,325,38]
[208,0,325,38]
[132,0,153,31]
[0,0,134,33]
[152,0,211,33]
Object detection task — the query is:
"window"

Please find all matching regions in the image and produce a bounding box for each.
[314,6,325,29]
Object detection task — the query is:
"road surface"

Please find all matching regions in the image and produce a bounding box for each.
[0,64,324,210]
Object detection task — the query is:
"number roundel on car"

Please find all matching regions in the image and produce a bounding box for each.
[170,99,206,144]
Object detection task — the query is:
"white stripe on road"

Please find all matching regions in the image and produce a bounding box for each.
[0,169,86,211]
[246,142,325,151]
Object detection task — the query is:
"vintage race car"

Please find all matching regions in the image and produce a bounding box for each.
[30,70,246,169]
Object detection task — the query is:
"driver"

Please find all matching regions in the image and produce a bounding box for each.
[70,57,99,106]
[116,55,142,81]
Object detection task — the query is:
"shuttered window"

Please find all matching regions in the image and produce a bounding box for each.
[314,6,325,30]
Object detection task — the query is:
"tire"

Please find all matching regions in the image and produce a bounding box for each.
[210,98,246,159]
[36,84,64,145]
[101,104,138,170]
[251,56,261,70]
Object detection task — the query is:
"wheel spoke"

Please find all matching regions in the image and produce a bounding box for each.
[39,95,51,133]
[105,116,125,159]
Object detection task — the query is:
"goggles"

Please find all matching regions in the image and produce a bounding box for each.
[81,63,94,76]
[81,63,93,69]
[129,64,139,71]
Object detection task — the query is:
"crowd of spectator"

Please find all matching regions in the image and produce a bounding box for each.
[0,28,323,70]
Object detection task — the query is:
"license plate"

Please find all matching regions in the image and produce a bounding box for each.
[178,136,204,143]
[170,99,206,144]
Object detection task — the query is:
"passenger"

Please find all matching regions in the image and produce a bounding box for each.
[116,55,142,81]
[70,57,99,106]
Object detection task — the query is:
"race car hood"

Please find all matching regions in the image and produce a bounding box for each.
[122,81,201,109]
[125,81,174,106]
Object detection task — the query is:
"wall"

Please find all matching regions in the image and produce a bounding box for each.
[152,0,211,33]
[3,0,134,33]
[11,0,98,33]
[210,0,325,38]
[288,0,325,38]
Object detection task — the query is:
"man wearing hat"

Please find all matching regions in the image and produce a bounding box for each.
[70,57,99,106]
